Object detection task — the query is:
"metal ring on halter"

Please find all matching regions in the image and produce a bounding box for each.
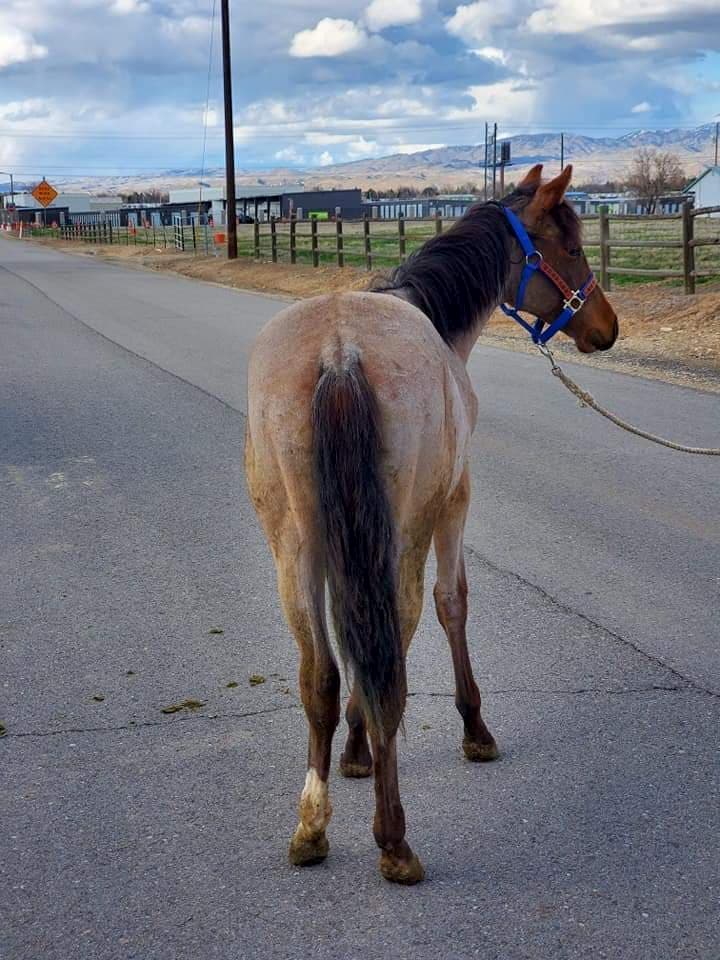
[563,293,585,313]
[525,251,543,267]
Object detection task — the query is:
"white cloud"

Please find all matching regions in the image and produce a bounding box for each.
[472,46,508,65]
[0,22,48,68]
[318,151,335,166]
[274,146,305,164]
[290,18,367,58]
[527,0,719,34]
[110,0,148,14]
[446,80,538,122]
[446,1,512,44]
[375,96,432,117]
[346,137,382,158]
[365,0,422,32]
[631,101,652,113]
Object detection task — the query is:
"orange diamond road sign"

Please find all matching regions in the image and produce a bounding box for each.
[32,179,59,208]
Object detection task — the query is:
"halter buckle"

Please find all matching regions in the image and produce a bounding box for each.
[525,251,543,268]
[563,292,585,314]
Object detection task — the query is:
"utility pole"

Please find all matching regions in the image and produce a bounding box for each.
[221,0,237,259]
[483,122,489,201]
[492,122,498,199]
[715,122,719,167]
[560,132,564,170]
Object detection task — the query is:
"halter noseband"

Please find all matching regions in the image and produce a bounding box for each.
[499,206,597,345]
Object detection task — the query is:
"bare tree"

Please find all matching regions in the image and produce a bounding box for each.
[627,148,685,213]
[120,188,170,204]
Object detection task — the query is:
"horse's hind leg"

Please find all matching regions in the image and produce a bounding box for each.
[433,468,498,762]
[339,685,373,778]
[273,533,341,866]
[340,544,427,781]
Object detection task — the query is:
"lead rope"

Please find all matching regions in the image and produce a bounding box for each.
[536,343,720,456]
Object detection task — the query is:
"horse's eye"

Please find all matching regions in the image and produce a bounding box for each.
[568,247,582,259]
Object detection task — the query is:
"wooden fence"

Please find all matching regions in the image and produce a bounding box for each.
[28,202,720,294]
[241,204,720,294]
[590,203,720,294]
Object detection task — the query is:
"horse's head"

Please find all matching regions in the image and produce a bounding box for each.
[503,164,618,354]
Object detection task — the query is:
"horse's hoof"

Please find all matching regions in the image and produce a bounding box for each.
[288,831,329,867]
[463,736,499,762]
[339,757,373,778]
[379,850,425,885]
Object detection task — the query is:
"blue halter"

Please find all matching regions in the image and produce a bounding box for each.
[499,206,597,345]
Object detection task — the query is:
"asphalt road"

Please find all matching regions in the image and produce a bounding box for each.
[2,236,718,960]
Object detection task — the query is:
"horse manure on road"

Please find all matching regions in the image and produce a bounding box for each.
[208,627,224,635]
[91,694,105,702]
[248,674,266,686]
[160,699,206,714]
[0,723,6,737]
[225,681,239,688]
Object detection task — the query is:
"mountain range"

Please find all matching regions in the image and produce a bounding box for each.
[2,124,717,197]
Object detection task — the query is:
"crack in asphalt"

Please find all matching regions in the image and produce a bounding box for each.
[3,704,298,740]
[463,543,720,700]
[2,683,704,742]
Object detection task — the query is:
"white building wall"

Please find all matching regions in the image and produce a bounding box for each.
[14,191,122,214]
[691,168,720,213]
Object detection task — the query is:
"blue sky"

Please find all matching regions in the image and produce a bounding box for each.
[1,0,719,180]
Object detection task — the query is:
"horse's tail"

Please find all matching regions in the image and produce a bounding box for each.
[311,350,405,742]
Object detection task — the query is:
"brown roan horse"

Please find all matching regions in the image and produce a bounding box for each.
[245,164,618,885]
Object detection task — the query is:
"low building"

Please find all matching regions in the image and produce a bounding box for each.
[685,166,720,214]
[11,191,123,223]
[363,195,478,220]
[167,185,363,223]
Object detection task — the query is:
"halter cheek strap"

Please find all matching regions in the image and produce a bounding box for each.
[499,206,597,345]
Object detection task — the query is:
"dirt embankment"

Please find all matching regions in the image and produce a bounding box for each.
[25,236,720,393]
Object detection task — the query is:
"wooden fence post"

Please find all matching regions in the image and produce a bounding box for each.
[398,213,406,263]
[336,214,344,268]
[363,214,372,271]
[599,205,610,291]
[682,201,695,295]
[435,212,443,236]
[270,217,277,263]
[311,217,319,267]
[290,214,297,264]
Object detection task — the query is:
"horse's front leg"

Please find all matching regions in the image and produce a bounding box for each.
[433,466,498,762]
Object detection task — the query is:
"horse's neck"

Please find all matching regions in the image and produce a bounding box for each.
[447,308,496,364]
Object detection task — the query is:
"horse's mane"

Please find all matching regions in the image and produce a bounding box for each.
[371,189,582,344]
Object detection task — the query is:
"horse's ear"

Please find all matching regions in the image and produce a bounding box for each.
[518,164,543,189]
[527,165,573,218]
